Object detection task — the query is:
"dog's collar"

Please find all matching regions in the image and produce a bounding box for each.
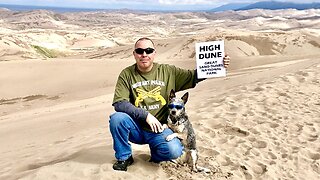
[169,115,187,125]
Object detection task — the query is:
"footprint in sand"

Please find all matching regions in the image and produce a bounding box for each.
[251,161,268,175]
[248,128,261,135]
[288,123,303,135]
[269,122,280,128]
[216,155,232,166]
[252,140,267,149]
[291,146,300,154]
[199,146,220,157]
[311,162,320,174]
[263,97,279,107]
[306,150,320,161]
[296,70,309,76]
[306,133,319,142]
[284,75,301,85]
[227,102,239,112]
[224,126,250,137]
[252,86,265,92]
[239,165,253,179]
[53,136,74,145]
[304,125,319,142]
[295,125,319,145]
[195,123,217,139]
[268,151,277,160]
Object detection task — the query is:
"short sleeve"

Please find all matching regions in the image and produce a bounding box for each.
[112,70,131,104]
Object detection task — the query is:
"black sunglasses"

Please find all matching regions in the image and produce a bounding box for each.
[168,104,184,110]
[134,48,155,55]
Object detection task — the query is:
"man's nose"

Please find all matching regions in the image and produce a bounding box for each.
[142,51,147,56]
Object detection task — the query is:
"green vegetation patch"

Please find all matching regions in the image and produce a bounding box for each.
[31,45,59,58]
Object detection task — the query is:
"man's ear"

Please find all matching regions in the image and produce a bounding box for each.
[169,89,176,100]
[181,92,189,104]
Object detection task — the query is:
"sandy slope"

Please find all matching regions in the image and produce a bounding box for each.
[0,54,319,180]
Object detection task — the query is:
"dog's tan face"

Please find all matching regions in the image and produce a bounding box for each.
[168,89,188,123]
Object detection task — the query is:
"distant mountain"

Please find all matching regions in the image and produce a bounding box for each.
[237,1,320,11]
[209,3,250,12]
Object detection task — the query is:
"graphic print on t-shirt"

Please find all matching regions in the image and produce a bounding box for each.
[135,86,166,107]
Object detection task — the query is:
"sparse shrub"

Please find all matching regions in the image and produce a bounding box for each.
[31,45,58,58]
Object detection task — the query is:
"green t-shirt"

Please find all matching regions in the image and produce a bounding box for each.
[113,62,196,131]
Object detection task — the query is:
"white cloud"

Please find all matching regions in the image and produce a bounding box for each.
[158,0,218,5]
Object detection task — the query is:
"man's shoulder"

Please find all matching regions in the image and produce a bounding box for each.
[157,63,195,75]
[121,64,136,73]
[157,63,176,70]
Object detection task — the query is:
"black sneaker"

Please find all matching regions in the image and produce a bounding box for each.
[113,155,134,171]
[148,158,160,163]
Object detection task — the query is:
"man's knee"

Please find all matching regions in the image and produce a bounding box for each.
[152,140,183,161]
[109,112,130,129]
[167,141,183,159]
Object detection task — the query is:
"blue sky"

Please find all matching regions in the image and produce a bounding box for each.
[0,0,319,11]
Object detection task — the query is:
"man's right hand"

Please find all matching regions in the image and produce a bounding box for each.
[146,113,164,133]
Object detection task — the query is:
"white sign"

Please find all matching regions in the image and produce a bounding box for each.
[196,40,226,78]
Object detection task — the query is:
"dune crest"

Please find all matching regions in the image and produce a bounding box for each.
[0,9,319,60]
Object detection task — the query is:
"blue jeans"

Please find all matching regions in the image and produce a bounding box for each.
[109,112,183,162]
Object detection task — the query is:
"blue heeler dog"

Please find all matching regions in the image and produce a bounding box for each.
[165,89,210,173]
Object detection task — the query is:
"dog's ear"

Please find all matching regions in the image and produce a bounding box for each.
[169,89,176,100]
[181,92,189,104]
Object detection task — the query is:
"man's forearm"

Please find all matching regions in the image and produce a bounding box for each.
[193,69,206,85]
[113,100,148,121]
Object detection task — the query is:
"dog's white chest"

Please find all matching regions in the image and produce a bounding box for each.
[175,123,185,133]
[168,120,185,133]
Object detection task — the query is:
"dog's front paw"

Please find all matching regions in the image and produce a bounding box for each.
[162,124,168,129]
[196,166,211,173]
[166,134,176,141]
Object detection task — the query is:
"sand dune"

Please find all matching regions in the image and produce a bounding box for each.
[0,8,320,180]
[1,9,320,60]
[1,56,319,180]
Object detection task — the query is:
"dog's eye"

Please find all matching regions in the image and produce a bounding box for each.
[168,104,183,110]
[168,104,175,109]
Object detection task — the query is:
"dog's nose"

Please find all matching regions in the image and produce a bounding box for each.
[171,111,176,115]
